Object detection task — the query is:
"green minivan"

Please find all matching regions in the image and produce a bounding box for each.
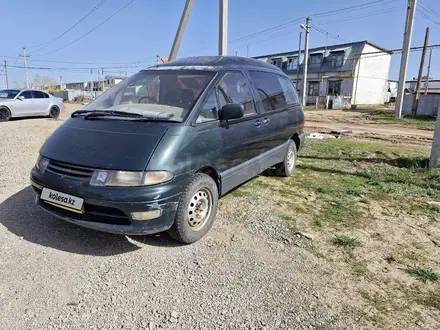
[31,56,305,243]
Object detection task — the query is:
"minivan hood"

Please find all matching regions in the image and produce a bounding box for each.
[40,117,171,171]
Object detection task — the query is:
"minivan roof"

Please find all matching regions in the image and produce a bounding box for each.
[149,56,281,72]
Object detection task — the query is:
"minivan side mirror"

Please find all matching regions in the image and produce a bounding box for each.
[18,96,25,100]
[219,103,244,121]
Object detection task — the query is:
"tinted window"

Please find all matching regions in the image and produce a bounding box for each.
[251,71,288,111]
[278,76,300,104]
[196,90,218,123]
[0,89,20,99]
[19,91,33,99]
[217,72,255,116]
[44,93,50,99]
[32,91,46,99]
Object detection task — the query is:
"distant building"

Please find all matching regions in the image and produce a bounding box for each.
[406,79,440,94]
[65,75,126,92]
[254,41,392,106]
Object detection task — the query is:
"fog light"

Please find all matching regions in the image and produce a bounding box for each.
[131,210,162,221]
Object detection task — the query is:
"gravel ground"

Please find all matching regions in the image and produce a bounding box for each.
[0,105,357,329]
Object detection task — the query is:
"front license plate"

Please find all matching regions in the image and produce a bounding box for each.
[40,188,84,214]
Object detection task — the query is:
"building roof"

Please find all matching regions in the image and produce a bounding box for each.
[253,41,391,59]
[152,56,279,71]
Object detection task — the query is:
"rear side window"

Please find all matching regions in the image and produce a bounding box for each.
[278,76,300,104]
[19,91,33,99]
[250,71,299,111]
[44,93,50,98]
[32,91,46,99]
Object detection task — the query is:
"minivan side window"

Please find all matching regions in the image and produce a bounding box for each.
[278,76,300,104]
[217,72,256,116]
[250,71,299,111]
[196,90,218,123]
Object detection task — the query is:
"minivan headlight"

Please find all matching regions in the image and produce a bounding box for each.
[90,170,173,187]
[36,155,50,174]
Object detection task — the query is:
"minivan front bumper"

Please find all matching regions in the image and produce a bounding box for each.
[30,168,188,235]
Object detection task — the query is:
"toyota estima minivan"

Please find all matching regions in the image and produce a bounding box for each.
[31,56,305,243]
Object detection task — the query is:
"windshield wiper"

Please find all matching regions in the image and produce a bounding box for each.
[72,110,144,118]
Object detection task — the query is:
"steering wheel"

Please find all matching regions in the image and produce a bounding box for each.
[138,96,158,104]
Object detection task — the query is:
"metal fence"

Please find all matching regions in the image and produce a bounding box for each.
[402,94,440,117]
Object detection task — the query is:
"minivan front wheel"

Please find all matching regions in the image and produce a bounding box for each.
[168,173,219,244]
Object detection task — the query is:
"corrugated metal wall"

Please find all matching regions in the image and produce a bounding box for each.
[402,94,440,117]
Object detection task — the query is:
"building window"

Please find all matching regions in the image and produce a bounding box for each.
[328,80,342,95]
[308,82,320,96]
[271,58,281,68]
[309,54,322,69]
[331,52,344,67]
[287,57,298,71]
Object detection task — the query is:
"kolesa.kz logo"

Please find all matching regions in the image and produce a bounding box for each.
[49,191,76,206]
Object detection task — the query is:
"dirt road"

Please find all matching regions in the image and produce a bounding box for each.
[305,109,434,149]
[0,105,355,329]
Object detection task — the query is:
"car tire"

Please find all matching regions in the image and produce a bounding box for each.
[0,106,11,122]
[167,173,219,244]
[49,106,60,119]
[270,140,297,177]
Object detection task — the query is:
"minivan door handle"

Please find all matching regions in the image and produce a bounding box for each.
[254,120,262,128]
[263,118,270,125]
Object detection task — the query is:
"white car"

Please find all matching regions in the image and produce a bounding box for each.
[0,89,66,122]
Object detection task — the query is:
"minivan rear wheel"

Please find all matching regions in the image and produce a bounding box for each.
[268,140,297,177]
[167,173,219,244]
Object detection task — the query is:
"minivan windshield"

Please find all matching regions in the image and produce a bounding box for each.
[0,89,20,99]
[83,70,215,122]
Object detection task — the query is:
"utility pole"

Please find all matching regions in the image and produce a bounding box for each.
[169,0,195,61]
[301,17,311,107]
[395,0,418,119]
[411,27,429,117]
[246,45,249,57]
[1,71,4,89]
[59,76,62,90]
[219,0,228,56]
[296,31,302,92]
[424,48,432,95]
[3,60,8,88]
[21,47,29,88]
[101,68,104,91]
[90,69,93,94]
[430,105,440,168]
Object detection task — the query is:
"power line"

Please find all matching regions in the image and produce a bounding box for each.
[30,0,108,54]
[228,0,398,45]
[311,0,398,17]
[311,24,350,43]
[418,4,440,24]
[317,6,404,25]
[0,54,157,65]
[33,0,137,57]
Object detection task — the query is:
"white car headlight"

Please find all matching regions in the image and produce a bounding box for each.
[36,155,50,174]
[90,170,173,187]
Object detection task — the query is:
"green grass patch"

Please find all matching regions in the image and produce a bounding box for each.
[404,267,440,283]
[332,235,363,248]
[372,113,436,130]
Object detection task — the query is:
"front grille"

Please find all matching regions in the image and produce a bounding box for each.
[38,198,131,226]
[47,160,94,180]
